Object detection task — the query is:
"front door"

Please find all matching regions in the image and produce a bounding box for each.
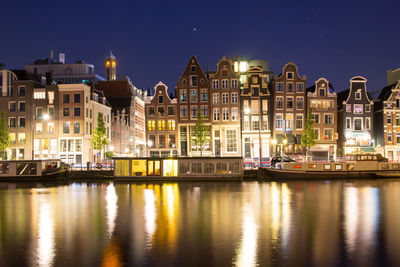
[215,140,221,157]
[148,160,161,176]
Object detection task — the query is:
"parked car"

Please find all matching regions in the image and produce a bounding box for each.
[270,156,296,168]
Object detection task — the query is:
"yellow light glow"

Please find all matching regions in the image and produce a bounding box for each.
[163,159,178,176]
[271,139,277,145]
[234,61,239,72]
[144,189,156,237]
[239,61,247,72]
[112,61,116,67]
[283,139,288,145]
[106,61,110,67]
[37,201,55,267]
[106,183,118,237]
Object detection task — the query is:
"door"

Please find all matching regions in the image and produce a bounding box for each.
[147,160,161,176]
[215,140,221,157]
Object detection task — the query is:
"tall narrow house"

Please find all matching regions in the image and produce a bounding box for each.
[240,66,272,162]
[209,57,241,157]
[271,62,306,158]
[306,78,338,161]
[337,76,374,155]
[176,56,211,156]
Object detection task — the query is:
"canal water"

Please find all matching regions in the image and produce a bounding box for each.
[0,180,399,267]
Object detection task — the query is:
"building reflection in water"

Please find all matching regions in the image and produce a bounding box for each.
[234,203,258,267]
[31,188,55,267]
[344,185,379,266]
[144,188,157,245]
[106,183,118,237]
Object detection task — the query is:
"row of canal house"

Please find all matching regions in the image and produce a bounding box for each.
[145,55,400,162]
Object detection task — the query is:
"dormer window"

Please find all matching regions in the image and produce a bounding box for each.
[396,99,400,108]
[191,65,196,72]
[319,88,325,96]
[182,79,186,85]
[158,95,163,104]
[355,90,361,100]
[287,72,294,79]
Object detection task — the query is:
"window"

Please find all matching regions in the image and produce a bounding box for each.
[252,87,259,96]
[74,122,80,134]
[158,120,166,130]
[312,113,320,124]
[222,93,229,104]
[48,91,54,104]
[74,94,81,103]
[314,129,320,140]
[213,93,219,104]
[231,93,238,104]
[231,79,238,88]
[387,115,392,124]
[180,106,188,118]
[34,91,45,99]
[397,133,400,144]
[296,97,304,110]
[191,106,198,118]
[90,109,92,118]
[222,108,229,121]
[169,134,176,148]
[396,115,400,126]
[324,114,333,124]
[388,132,392,142]
[19,117,25,128]
[48,122,55,134]
[191,65,196,72]
[74,107,80,117]
[365,104,371,112]
[148,107,155,116]
[222,79,228,88]
[10,133,16,144]
[201,105,208,117]
[190,76,197,86]
[148,120,155,131]
[296,114,303,129]
[286,97,294,109]
[63,108,70,117]
[286,114,293,129]
[18,133,26,144]
[167,106,175,115]
[9,117,16,128]
[262,115,268,130]
[9,102,16,112]
[276,83,284,91]
[324,129,333,141]
[190,89,198,102]
[244,116,250,130]
[213,80,219,89]
[148,135,156,148]
[365,117,371,130]
[36,123,43,134]
[63,122,70,134]
[159,135,166,148]
[319,88,325,96]
[19,86,26,97]
[251,100,259,113]
[276,96,284,109]
[232,108,238,121]
[397,99,400,108]
[262,99,268,112]
[168,120,175,130]
[200,89,208,101]
[158,95,163,104]
[180,90,188,102]
[355,91,361,100]
[213,109,220,121]
[287,72,294,79]
[346,118,351,129]
[346,104,351,113]
[297,83,304,92]
[252,116,260,130]
[36,107,43,119]
[48,107,54,118]
[158,107,165,116]
[354,118,363,131]
[226,130,237,152]
[286,83,294,92]
[354,104,363,114]
[63,94,70,103]
[19,102,26,112]
[276,114,283,129]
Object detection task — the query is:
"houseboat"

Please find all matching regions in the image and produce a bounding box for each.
[113,157,243,181]
[0,160,67,181]
[258,154,400,179]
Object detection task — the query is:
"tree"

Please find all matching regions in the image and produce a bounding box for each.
[91,113,109,160]
[301,108,317,162]
[0,112,10,159]
[191,112,210,157]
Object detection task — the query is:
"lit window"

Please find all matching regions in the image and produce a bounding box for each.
[36,123,43,134]
[158,120,165,131]
[148,120,156,131]
[34,91,46,99]
[226,130,237,152]
[168,120,175,130]
[213,93,219,104]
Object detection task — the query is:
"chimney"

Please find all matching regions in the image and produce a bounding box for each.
[45,71,53,85]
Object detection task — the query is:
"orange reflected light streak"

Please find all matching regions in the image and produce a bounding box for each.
[37,200,55,267]
[144,189,156,237]
[106,183,118,237]
[344,187,358,254]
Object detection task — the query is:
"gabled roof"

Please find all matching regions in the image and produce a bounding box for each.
[11,69,43,83]
[377,82,397,101]
[306,82,335,94]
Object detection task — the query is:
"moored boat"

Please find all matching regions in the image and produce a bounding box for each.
[0,160,67,181]
[258,154,400,179]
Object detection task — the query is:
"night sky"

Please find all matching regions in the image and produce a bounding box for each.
[1,0,399,95]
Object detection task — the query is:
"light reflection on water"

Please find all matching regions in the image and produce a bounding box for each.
[0,180,399,266]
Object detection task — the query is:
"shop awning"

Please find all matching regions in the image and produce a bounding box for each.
[361,147,375,152]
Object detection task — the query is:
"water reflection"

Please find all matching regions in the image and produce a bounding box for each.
[0,180,400,266]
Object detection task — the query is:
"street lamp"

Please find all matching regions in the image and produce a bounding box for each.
[43,113,49,121]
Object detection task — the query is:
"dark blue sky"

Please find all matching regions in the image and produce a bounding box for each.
[1,0,399,95]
